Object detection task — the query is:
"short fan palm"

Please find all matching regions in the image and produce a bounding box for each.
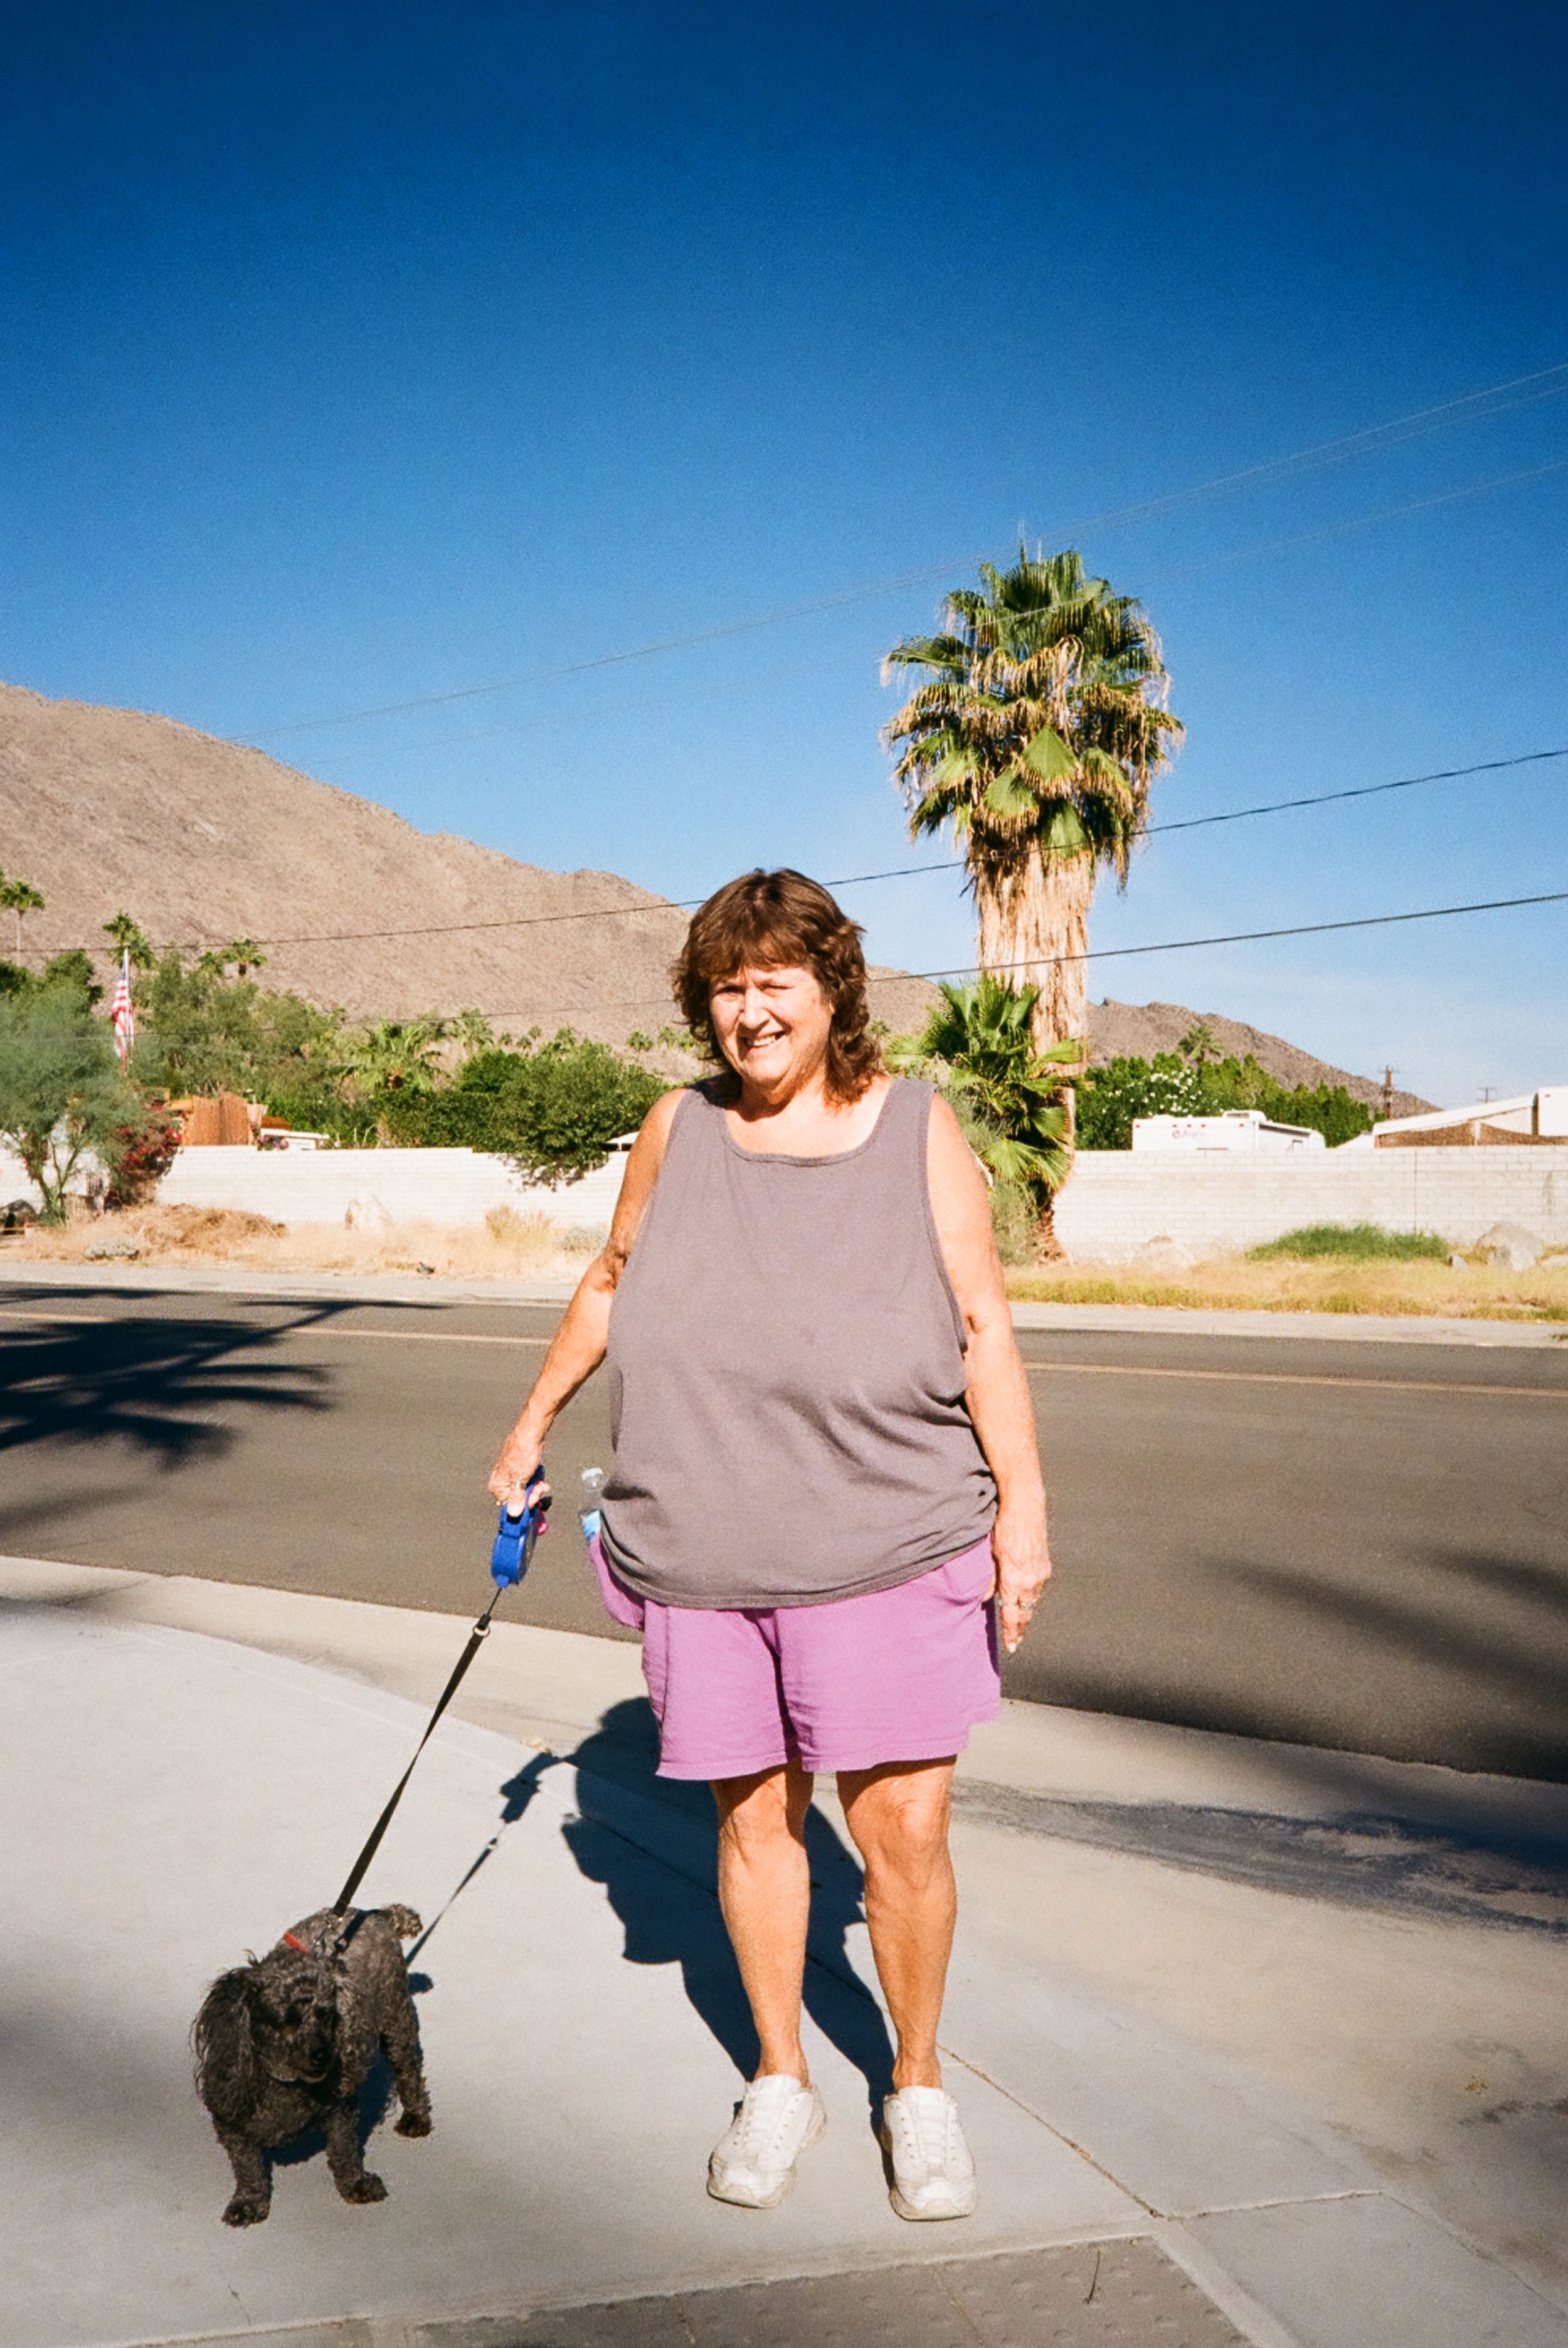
[883,547,1182,1052]
[891,974,1076,1195]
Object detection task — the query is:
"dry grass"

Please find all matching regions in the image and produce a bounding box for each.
[1,1203,601,1282]
[1006,1252,1568,1321]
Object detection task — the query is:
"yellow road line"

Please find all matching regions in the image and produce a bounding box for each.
[1023,1360,1568,1400]
[3,1307,1562,1395]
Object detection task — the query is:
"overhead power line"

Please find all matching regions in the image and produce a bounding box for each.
[470,886,1568,1026]
[184,743,1564,949]
[240,357,1568,741]
[307,453,1568,776]
[910,886,1568,979]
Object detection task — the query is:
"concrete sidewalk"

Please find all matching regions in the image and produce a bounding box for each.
[4,1555,1566,2348]
[6,1254,1567,1343]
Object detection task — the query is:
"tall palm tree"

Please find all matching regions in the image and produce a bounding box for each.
[103,911,155,968]
[196,936,268,980]
[0,872,45,961]
[451,1007,495,1057]
[883,547,1182,1052]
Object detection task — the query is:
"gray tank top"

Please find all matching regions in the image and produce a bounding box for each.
[598,1077,996,1609]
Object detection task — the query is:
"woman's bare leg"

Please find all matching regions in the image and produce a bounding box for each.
[711,1758,815,2082]
[837,1758,957,2091]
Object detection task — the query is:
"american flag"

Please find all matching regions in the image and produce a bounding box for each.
[110,951,135,1064]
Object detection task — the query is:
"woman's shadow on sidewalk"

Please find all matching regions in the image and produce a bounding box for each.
[561,1698,896,2118]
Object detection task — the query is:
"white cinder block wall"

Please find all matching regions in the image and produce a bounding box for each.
[1052,1149,1568,1261]
[154,1146,626,1229]
[7,1140,1567,1259]
[0,1143,624,1231]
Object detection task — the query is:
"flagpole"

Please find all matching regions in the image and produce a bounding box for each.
[110,951,136,1065]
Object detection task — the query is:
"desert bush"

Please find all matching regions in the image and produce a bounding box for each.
[135,1205,287,1249]
[1248,1222,1448,1262]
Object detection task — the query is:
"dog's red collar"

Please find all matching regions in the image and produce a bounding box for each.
[282,1931,312,1954]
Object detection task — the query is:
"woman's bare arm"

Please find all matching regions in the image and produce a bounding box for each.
[924,1094,1051,1653]
[487,1087,684,1499]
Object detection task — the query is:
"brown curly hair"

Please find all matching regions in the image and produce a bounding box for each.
[672,869,882,1105]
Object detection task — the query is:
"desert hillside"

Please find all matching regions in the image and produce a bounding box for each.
[0,682,938,1039]
[0,682,1429,1108]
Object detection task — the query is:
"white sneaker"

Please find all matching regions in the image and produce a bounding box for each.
[881,2086,978,2219]
[707,2074,827,2208]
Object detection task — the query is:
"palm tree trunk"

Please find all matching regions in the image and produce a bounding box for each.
[973,843,1094,1052]
[973,845,1095,1257]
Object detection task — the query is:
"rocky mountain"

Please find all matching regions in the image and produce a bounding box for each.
[0,680,1429,1108]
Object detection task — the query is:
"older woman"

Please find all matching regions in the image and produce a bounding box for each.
[489,869,1051,2221]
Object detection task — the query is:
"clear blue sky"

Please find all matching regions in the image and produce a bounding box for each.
[2,0,1564,1104]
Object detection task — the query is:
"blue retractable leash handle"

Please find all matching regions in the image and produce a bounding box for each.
[490,1469,550,1590]
[331,1471,551,1915]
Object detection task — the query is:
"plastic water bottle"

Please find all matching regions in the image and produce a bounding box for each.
[580,1466,606,1545]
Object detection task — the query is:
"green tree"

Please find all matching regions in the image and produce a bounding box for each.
[451,1008,495,1057]
[386,1032,667,1182]
[1074,1052,1204,1149]
[39,949,104,1008]
[134,949,344,1114]
[0,992,134,1221]
[883,548,1182,1052]
[0,872,45,961]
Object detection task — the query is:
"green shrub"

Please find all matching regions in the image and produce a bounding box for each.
[1248,1223,1448,1262]
[1074,1054,1203,1148]
[385,1032,667,1183]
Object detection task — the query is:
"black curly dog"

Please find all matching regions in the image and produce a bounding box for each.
[193,1904,432,2226]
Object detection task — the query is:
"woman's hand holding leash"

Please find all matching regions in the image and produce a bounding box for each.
[488,1423,549,1511]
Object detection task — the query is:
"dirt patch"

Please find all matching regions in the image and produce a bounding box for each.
[3,1205,597,1281]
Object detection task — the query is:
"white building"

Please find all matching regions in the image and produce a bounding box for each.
[1340,1086,1568,1151]
[1131,1109,1327,1155]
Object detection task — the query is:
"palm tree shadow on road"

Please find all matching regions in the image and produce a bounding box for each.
[0,1298,346,1552]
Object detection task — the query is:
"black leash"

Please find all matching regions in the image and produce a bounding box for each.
[331,1488,548,1916]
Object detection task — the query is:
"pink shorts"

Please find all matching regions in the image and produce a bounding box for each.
[588,1532,1001,1779]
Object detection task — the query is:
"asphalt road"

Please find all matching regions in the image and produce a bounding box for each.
[3,1282,1567,1779]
